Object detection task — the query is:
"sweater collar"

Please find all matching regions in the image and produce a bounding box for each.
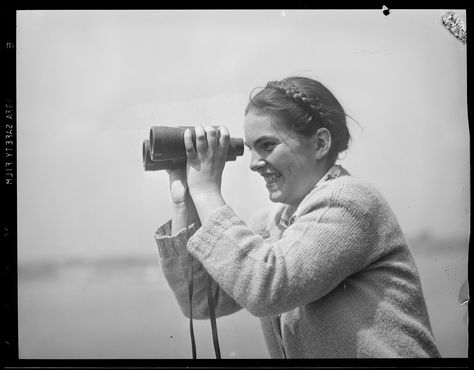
[280,164,347,226]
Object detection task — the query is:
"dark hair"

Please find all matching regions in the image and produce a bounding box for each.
[245,76,350,165]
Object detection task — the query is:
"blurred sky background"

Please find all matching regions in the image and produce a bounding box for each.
[16,9,468,358]
[17,9,469,263]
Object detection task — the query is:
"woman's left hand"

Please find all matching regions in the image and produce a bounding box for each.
[184,125,230,201]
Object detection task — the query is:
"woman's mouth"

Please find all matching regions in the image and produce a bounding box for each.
[263,173,281,185]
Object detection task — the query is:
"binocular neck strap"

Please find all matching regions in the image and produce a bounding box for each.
[207,275,221,359]
[187,257,197,359]
[185,191,221,360]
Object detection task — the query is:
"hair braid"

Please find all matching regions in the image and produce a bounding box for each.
[267,81,322,113]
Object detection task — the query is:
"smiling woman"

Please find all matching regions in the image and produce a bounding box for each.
[154,76,441,358]
[243,77,349,207]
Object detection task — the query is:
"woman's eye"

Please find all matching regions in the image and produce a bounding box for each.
[262,142,276,151]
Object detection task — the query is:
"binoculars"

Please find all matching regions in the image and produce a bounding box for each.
[142,126,245,171]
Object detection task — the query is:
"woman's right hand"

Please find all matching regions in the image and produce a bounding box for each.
[165,167,199,232]
[165,167,189,206]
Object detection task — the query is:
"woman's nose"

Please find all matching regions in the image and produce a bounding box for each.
[249,151,265,172]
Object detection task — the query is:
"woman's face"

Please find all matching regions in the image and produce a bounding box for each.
[244,111,324,208]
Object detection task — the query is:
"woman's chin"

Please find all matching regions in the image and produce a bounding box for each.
[268,190,284,203]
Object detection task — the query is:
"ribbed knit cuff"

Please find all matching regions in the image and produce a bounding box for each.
[187,205,241,259]
[154,219,202,259]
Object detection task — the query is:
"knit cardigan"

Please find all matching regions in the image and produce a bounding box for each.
[154,167,441,358]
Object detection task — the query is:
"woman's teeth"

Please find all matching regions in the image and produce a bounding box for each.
[263,173,281,184]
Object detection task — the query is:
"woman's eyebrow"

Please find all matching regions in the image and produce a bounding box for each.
[245,135,278,148]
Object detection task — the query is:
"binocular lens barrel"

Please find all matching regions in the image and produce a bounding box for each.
[142,126,243,171]
[149,126,244,161]
[143,140,185,171]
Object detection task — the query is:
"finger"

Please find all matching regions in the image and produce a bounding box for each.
[165,166,186,176]
[195,125,207,156]
[184,128,197,160]
[165,167,187,186]
[204,125,218,153]
[218,126,230,155]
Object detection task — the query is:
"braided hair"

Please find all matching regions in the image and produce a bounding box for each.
[245,77,350,166]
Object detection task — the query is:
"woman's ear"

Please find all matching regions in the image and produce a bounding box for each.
[314,127,331,160]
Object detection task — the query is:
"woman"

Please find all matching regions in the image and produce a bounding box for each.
[154,76,441,358]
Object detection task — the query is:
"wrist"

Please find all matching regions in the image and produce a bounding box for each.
[172,200,198,216]
[170,200,199,234]
[190,188,222,205]
[171,201,188,211]
[191,191,226,224]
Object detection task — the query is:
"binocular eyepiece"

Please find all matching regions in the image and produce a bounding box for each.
[142,126,245,171]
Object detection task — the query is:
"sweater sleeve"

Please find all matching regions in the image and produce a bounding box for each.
[154,219,242,319]
[186,191,376,317]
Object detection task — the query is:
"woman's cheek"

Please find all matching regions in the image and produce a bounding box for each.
[266,152,283,170]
